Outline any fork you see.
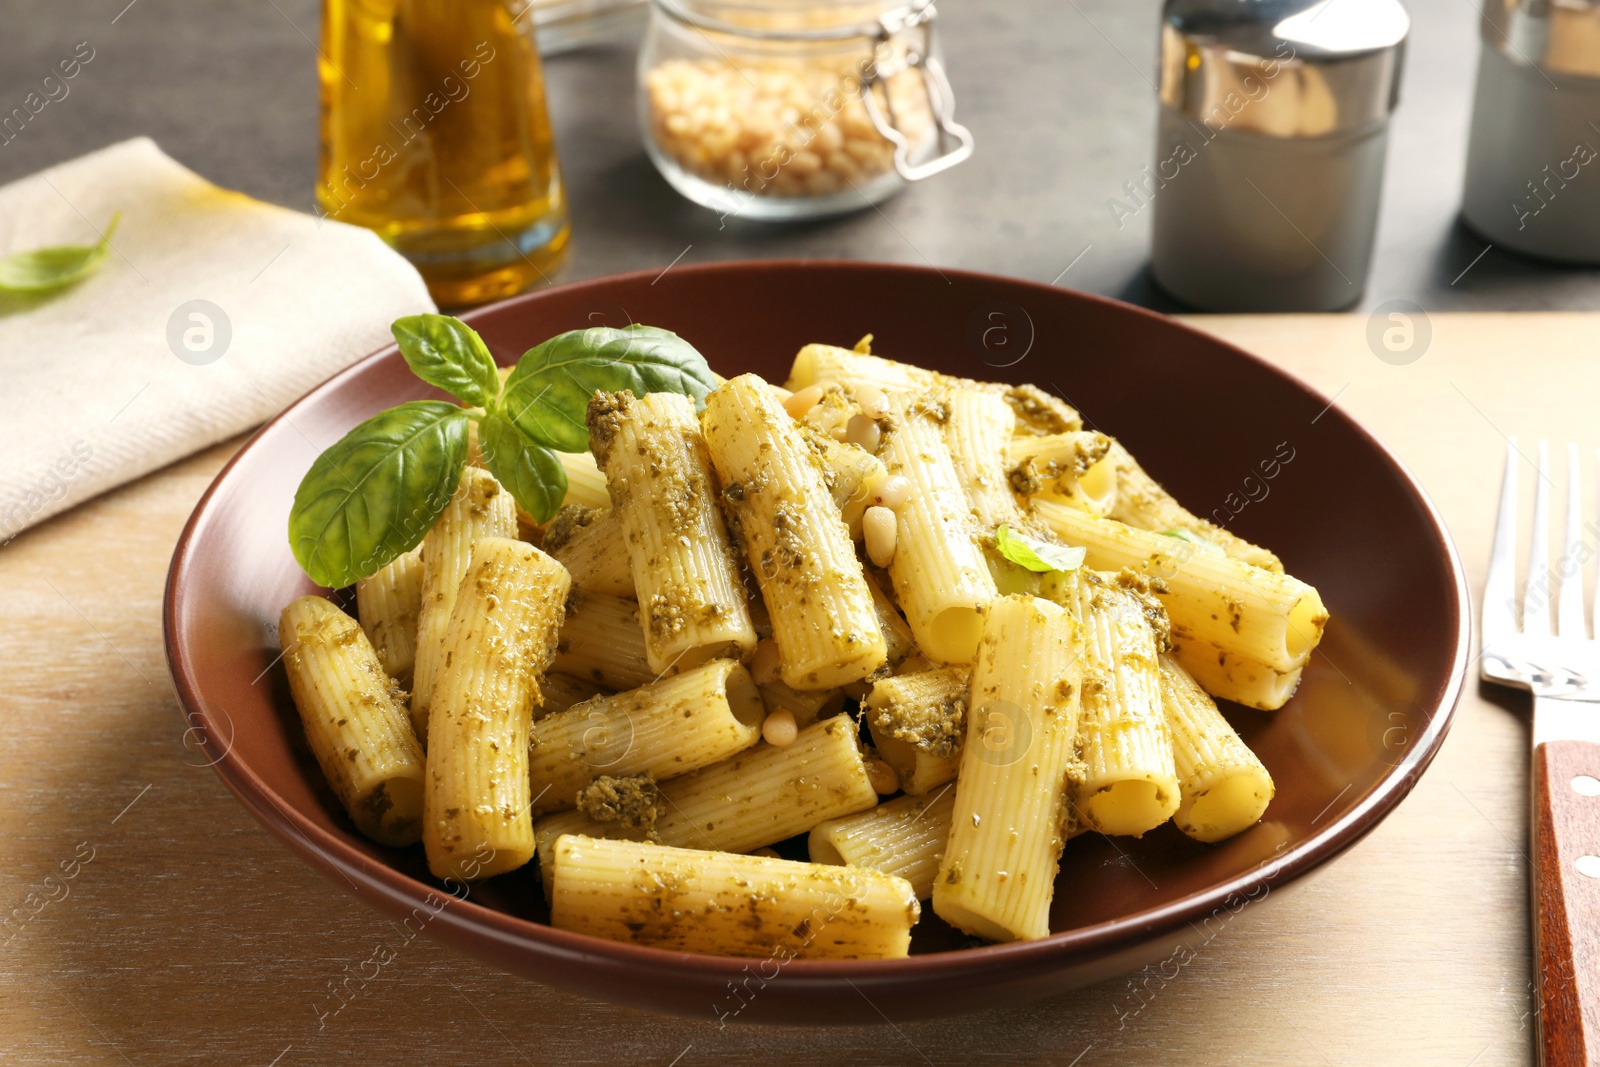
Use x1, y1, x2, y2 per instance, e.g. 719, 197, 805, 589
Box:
1482, 440, 1600, 1066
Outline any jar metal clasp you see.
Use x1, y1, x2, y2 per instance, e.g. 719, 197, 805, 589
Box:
864, 2, 974, 182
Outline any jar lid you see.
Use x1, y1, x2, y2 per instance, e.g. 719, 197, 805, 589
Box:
1481, 0, 1600, 79
1159, 0, 1409, 138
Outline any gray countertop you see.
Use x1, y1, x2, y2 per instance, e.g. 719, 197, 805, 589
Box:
4, 0, 1598, 315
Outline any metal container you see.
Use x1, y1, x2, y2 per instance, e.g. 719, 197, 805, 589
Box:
1461, 0, 1600, 263
1149, 0, 1410, 312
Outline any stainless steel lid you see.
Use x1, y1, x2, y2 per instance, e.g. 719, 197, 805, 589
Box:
1481, 0, 1600, 79
1159, 0, 1410, 138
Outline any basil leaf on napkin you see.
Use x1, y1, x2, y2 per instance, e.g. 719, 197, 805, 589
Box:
996, 524, 1086, 574
498, 325, 718, 453
288, 401, 469, 588
391, 313, 502, 408
0, 212, 120, 293
478, 412, 568, 523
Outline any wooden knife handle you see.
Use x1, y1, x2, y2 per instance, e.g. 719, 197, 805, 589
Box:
1533, 738, 1600, 1067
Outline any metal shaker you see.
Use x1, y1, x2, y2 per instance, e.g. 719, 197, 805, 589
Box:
1149, 0, 1410, 312
1461, 0, 1600, 263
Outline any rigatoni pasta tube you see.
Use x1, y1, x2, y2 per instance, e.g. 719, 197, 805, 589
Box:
703, 374, 887, 689
1064, 572, 1180, 837
280, 596, 425, 846
787, 346, 1082, 434
542, 505, 634, 599
588, 391, 757, 673
550, 836, 919, 960
355, 546, 423, 685
934, 594, 1081, 942
865, 572, 917, 667
423, 538, 570, 882
539, 672, 609, 716
1105, 441, 1282, 573
1172, 641, 1303, 711
810, 787, 957, 900
945, 388, 1024, 530
534, 716, 878, 894
788, 343, 926, 393
1034, 500, 1326, 673
880, 393, 997, 664
552, 589, 655, 691
558, 450, 611, 511
759, 681, 845, 728
1006, 431, 1116, 516
803, 426, 885, 537
594, 715, 876, 853
527, 658, 764, 814
865, 667, 969, 795
1158, 655, 1274, 842
411, 466, 518, 738
993, 383, 1083, 436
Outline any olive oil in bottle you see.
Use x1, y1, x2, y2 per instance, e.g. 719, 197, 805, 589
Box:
318, 0, 570, 307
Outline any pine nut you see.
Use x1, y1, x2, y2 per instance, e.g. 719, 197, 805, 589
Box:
853, 383, 889, 419
845, 413, 881, 453
864, 506, 897, 567
782, 385, 824, 420
864, 756, 900, 795
762, 708, 799, 748
871, 474, 911, 510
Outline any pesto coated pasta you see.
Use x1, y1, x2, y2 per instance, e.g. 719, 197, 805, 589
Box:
281, 324, 1325, 960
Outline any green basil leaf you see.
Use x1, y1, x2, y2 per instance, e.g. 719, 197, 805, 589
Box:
1161, 528, 1224, 555
498, 324, 719, 452
996, 524, 1086, 574
288, 401, 469, 588
478, 413, 568, 524
0, 212, 120, 293
390, 314, 501, 408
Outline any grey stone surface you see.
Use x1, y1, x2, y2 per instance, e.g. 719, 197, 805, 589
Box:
2, 0, 1596, 313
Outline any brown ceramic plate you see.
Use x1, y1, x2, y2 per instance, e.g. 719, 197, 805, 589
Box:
164, 260, 1469, 1023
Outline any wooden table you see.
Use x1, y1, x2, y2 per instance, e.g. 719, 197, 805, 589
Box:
0, 312, 1579, 1066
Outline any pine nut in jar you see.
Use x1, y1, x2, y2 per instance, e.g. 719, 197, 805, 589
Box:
638, 0, 974, 222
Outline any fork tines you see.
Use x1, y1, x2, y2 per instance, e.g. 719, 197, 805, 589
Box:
1485, 439, 1595, 645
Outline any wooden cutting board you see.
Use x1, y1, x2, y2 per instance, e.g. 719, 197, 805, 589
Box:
0, 312, 1581, 1067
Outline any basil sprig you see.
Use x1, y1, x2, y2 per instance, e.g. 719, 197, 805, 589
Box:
289, 402, 469, 589
390, 314, 501, 407
996, 524, 1086, 574
500, 325, 718, 452
0, 212, 121, 293
287, 314, 717, 589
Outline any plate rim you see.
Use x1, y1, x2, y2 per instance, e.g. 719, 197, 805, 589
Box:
163, 258, 1472, 984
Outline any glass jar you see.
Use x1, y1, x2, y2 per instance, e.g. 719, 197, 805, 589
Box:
319, 0, 571, 308
636, 0, 973, 221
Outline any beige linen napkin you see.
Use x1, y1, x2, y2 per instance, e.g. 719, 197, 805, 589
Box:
0, 137, 435, 542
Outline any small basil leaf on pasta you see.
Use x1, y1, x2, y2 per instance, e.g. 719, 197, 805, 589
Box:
996, 524, 1086, 574
478, 413, 568, 523
0, 212, 120, 293
499, 324, 719, 452
1161, 528, 1224, 554
390, 313, 502, 408
289, 401, 469, 588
